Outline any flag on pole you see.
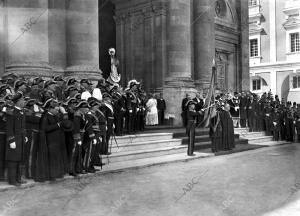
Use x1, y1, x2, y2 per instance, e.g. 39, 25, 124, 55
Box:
199, 59, 217, 128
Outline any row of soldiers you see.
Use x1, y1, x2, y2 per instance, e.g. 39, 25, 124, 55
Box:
228, 91, 300, 142
0, 73, 148, 186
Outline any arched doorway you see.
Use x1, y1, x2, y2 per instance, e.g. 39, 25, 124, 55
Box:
281, 75, 290, 102
99, 0, 116, 79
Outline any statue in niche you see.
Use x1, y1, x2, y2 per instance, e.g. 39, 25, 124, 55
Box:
107, 48, 121, 84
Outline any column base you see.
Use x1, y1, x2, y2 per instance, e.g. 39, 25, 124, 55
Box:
65, 65, 103, 80
5, 62, 53, 78
163, 77, 196, 127
194, 80, 211, 90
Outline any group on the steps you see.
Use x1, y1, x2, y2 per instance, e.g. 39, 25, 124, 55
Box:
0, 73, 166, 186
181, 90, 300, 155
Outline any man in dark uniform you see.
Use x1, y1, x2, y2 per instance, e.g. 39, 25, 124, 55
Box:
186, 100, 201, 156
247, 94, 257, 132
70, 100, 90, 176
295, 104, 300, 142
264, 101, 272, 136
0, 98, 7, 181
125, 81, 138, 134
24, 99, 42, 179
181, 93, 192, 127
157, 93, 166, 125
285, 102, 294, 142
6, 92, 27, 186
239, 92, 248, 127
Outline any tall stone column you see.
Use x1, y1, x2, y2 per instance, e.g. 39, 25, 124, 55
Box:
4, 0, 52, 77
0, 0, 5, 76
239, 0, 249, 91
163, 0, 195, 127
66, 0, 102, 80
193, 0, 216, 90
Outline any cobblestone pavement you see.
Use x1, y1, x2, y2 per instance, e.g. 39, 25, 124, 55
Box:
0, 143, 300, 216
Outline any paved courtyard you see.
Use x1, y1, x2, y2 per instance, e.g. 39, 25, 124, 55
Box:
1, 143, 300, 216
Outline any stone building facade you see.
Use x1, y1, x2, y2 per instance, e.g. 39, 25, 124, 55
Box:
0, 0, 249, 126
249, 0, 300, 103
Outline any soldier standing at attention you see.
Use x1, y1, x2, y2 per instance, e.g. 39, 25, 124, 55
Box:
6, 92, 27, 186
186, 100, 200, 156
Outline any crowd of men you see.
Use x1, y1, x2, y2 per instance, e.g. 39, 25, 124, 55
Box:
0, 73, 162, 186
181, 90, 300, 154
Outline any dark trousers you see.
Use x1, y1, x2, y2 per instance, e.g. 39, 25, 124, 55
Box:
69, 142, 83, 174
248, 116, 256, 132
240, 119, 247, 128
0, 134, 6, 180
114, 113, 124, 136
187, 123, 196, 156
7, 161, 21, 185
83, 140, 95, 171
158, 110, 165, 125
265, 117, 271, 135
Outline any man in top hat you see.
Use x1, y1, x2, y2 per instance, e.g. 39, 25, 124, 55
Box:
6, 92, 27, 186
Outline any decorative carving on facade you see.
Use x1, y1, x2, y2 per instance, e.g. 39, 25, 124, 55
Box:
114, 2, 167, 26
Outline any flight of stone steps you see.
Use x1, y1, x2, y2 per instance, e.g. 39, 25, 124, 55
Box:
234, 128, 292, 146
101, 128, 214, 167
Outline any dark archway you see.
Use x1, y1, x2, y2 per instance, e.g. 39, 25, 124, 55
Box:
99, 0, 116, 79
281, 75, 290, 102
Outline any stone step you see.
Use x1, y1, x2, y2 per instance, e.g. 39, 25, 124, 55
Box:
110, 139, 182, 153
173, 129, 210, 138
234, 128, 249, 133
194, 138, 248, 150
103, 145, 187, 163
248, 140, 292, 146
247, 136, 274, 144
115, 133, 174, 145
238, 132, 267, 138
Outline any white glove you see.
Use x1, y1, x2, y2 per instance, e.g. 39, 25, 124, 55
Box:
33, 104, 39, 113
98, 137, 102, 142
273, 122, 277, 126
92, 139, 97, 145
129, 110, 133, 113
25, 137, 28, 143
113, 124, 115, 129
136, 108, 140, 112
234, 107, 239, 111
10, 142, 16, 149
78, 141, 82, 146
1, 107, 6, 112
